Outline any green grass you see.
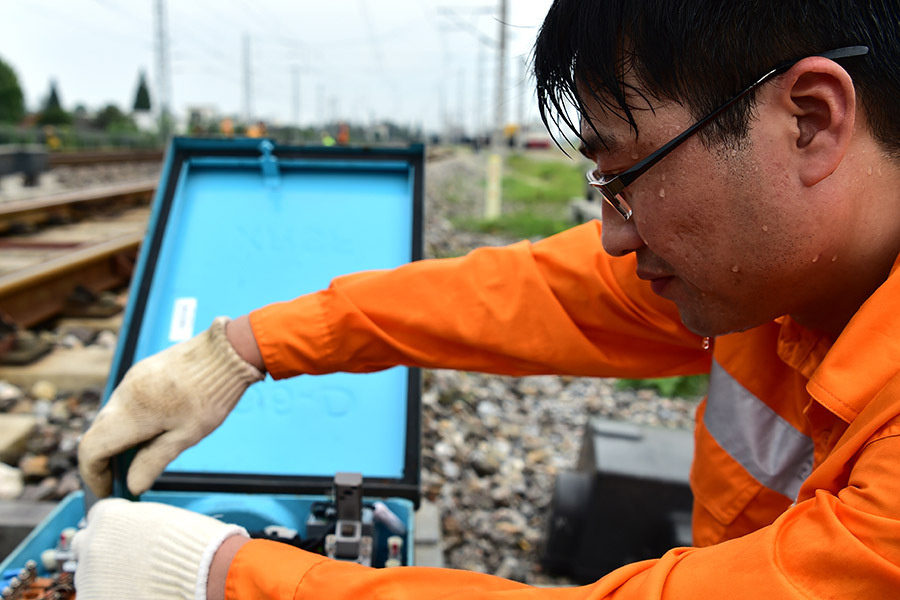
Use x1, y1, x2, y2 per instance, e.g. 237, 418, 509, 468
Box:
454, 212, 572, 239
453, 152, 584, 239
502, 153, 585, 204
615, 375, 709, 399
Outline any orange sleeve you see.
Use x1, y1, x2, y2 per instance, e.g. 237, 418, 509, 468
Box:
249, 221, 710, 379
225, 537, 656, 600
223, 429, 900, 599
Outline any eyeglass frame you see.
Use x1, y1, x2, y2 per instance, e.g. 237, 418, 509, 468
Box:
585, 45, 870, 220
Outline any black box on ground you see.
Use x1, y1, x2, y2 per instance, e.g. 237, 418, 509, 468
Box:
541, 417, 694, 583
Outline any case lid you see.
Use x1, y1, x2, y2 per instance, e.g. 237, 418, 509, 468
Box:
106, 138, 423, 504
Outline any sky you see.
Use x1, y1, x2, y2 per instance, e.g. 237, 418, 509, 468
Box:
0, 0, 556, 133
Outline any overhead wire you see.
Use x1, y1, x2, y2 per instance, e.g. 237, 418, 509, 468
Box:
358, 0, 399, 117
13, 0, 547, 131
17, 0, 152, 49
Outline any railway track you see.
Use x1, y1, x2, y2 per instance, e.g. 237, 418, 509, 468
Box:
48, 149, 164, 168
0, 179, 155, 234
48, 146, 450, 168
0, 181, 155, 337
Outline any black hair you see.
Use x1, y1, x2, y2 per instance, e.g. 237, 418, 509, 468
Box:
534, 0, 900, 155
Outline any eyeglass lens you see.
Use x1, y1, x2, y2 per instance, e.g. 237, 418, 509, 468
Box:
587, 168, 633, 220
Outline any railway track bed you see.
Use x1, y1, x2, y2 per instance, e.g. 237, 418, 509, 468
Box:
0, 181, 155, 363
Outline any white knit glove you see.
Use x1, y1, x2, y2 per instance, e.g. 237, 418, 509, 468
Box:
72, 498, 248, 600
78, 317, 264, 497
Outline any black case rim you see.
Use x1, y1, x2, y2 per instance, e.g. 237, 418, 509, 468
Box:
111, 138, 424, 508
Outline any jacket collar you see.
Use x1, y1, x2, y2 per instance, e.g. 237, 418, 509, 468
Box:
797, 252, 900, 423
775, 316, 832, 382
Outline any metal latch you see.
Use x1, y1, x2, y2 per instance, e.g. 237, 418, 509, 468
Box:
258, 140, 280, 189
325, 472, 373, 566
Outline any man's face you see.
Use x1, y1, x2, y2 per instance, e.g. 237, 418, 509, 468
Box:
580, 92, 854, 337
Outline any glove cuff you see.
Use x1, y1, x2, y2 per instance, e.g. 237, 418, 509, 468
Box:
194, 524, 248, 600
147, 518, 247, 600
186, 317, 265, 414
74, 499, 249, 600
209, 316, 265, 381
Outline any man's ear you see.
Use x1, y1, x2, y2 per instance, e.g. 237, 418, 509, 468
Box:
772, 56, 857, 187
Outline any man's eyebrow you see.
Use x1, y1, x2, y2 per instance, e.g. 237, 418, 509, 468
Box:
578, 129, 621, 160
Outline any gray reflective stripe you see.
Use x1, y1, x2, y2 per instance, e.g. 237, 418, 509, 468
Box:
704, 361, 814, 500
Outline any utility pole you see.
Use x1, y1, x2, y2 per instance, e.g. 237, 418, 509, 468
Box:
484, 0, 508, 220
517, 55, 527, 145
438, 80, 450, 141
243, 34, 253, 125
477, 42, 485, 138
292, 65, 300, 139
457, 67, 465, 138
329, 96, 339, 124
492, 0, 508, 147
154, 0, 171, 143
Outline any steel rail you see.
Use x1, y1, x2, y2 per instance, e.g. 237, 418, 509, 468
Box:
0, 179, 156, 234
46, 146, 452, 168
48, 150, 164, 167
0, 231, 142, 328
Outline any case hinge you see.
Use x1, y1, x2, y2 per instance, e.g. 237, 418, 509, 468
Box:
258, 140, 281, 188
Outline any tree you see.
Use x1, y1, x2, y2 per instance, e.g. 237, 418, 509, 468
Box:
44, 81, 61, 111
133, 71, 151, 112
72, 104, 89, 123
93, 104, 137, 132
0, 55, 25, 124
37, 80, 71, 125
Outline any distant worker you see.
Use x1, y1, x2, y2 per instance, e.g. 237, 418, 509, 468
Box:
504, 123, 519, 149
41, 125, 61, 151
321, 131, 336, 146
74, 0, 900, 598
220, 118, 234, 137
245, 121, 266, 138
337, 122, 350, 145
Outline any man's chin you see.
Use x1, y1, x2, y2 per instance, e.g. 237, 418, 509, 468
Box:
677, 308, 759, 339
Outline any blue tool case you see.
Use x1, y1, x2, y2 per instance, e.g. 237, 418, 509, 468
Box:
1, 138, 425, 579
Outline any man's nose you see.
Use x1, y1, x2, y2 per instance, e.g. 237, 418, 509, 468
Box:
600, 201, 645, 257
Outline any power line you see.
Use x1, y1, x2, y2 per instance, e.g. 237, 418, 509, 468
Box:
20, 0, 152, 48
90, 0, 145, 27
436, 6, 495, 47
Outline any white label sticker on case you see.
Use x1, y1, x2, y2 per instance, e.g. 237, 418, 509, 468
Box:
169, 298, 197, 342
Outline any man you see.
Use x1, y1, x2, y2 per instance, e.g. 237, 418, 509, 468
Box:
73, 0, 900, 597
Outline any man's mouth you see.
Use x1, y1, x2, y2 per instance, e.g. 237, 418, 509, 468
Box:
636, 270, 676, 296
649, 276, 675, 295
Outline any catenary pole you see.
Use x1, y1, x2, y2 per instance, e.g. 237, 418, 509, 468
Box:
154, 0, 171, 142
484, 0, 508, 219
243, 34, 253, 125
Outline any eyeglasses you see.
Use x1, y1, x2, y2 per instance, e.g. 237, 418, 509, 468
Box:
586, 45, 870, 220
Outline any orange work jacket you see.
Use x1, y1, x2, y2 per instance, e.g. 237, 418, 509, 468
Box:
236, 220, 900, 598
